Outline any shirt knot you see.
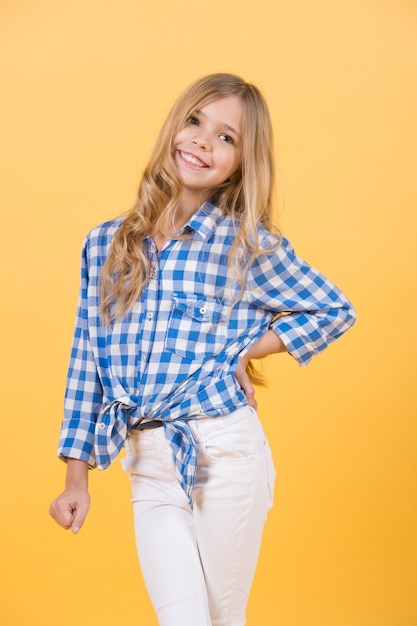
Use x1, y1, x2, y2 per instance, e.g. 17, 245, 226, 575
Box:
94, 399, 198, 503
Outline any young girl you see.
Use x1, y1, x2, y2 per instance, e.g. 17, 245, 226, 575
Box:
50, 73, 355, 626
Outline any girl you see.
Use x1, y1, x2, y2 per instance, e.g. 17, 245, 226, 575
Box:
50, 73, 355, 626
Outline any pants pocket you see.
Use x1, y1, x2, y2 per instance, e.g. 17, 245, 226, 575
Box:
262, 437, 276, 507
193, 406, 255, 463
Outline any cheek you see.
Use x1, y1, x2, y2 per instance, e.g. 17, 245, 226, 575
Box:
173, 131, 182, 148
174, 127, 191, 145
217, 147, 239, 172
227, 152, 242, 177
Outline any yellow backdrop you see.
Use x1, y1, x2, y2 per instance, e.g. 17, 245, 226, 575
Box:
1, 1, 416, 625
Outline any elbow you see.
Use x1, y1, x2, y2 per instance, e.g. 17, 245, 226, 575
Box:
332, 301, 356, 338
345, 301, 357, 329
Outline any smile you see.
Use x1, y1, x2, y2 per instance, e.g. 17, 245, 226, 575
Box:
178, 150, 209, 169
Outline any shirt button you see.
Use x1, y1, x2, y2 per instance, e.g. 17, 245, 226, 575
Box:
199, 307, 207, 315
147, 312, 153, 320
98, 423, 106, 430
141, 355, 147, 361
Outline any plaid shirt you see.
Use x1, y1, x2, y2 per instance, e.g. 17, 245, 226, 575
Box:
58, 200, 355, 501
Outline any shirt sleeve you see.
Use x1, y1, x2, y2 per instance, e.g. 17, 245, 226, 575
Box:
247, 236, 356, 366
57, 236, 103, 466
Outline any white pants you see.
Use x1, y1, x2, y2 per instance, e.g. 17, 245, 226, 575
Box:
122, 406, 276, 626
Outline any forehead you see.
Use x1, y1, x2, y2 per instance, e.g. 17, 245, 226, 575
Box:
193, 96, 244, 134
196, 96, 243, 118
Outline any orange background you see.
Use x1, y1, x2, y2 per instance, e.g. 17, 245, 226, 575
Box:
1, 1, 416, 625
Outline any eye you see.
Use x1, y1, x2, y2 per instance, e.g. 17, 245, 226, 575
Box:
186, 115, 199, 125
219, 133, 234, 145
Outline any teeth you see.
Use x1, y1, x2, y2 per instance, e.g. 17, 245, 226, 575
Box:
180, 151, 207, 167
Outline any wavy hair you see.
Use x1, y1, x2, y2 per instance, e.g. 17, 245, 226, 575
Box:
100, 73, 278, 331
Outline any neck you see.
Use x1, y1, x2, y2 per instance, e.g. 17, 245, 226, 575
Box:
174, 190, 209, 230
151, 191, 210, 252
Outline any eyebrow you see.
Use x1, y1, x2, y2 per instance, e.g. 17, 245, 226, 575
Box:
194, 109, 241, 140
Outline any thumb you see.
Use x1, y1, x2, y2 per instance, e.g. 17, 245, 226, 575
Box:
234, 362, 257, 409
240, 380, 257, 410
71, 510, 86, 534
70, 501, 90, 534
245, 388, 257, 410
71, 501, 89, 535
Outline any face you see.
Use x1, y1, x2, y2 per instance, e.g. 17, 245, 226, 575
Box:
173, 96, 244, 208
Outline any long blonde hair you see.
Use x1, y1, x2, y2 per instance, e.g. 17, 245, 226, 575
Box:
100, 73, 277, 327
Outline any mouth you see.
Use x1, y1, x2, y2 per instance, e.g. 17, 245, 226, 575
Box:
177, 150, 209, 169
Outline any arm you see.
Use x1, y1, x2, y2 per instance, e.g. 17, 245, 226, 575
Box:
49, 459, 90, 534
58, 235, 103, 467
51, 234, 103, 531
236, 235, 356, 404
248, 235, 356, 366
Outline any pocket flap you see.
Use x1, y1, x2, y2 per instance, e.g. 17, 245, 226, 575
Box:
172, 293, 223, 323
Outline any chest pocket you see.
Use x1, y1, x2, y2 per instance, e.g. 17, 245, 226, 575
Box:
165, 293, 227, 361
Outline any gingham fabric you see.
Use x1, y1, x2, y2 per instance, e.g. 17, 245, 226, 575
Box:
58, 200, 356, 501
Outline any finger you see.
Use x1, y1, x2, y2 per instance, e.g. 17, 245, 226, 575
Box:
238, 376, 257, 410
242, 381, 255, 402
243, 392, 257, 409
49, 500, 75, 530
71, 502, 89, 534
248, 396, 258, 410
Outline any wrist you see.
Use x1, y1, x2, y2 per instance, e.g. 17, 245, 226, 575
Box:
246, 329, 286, 360
65, 458, 89, 491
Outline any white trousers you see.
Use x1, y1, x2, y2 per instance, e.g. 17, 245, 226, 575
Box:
122, 405, 276, 626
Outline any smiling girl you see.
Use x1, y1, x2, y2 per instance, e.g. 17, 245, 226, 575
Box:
50, 73, 355, 626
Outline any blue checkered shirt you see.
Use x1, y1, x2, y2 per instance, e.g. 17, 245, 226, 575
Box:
58, 200, 356, 501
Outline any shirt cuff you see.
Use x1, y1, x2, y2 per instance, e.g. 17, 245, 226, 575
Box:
57, 417, 97, 468
270, 314, 330, 367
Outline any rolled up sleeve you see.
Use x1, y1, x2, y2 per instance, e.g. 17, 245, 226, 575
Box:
248, 236, 356, 366
58, 238, 103, 466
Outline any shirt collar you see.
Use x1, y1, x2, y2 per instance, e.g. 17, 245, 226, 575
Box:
179, 199, 224, 242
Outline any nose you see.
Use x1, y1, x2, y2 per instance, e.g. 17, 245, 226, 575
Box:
192, 132, 209, 150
